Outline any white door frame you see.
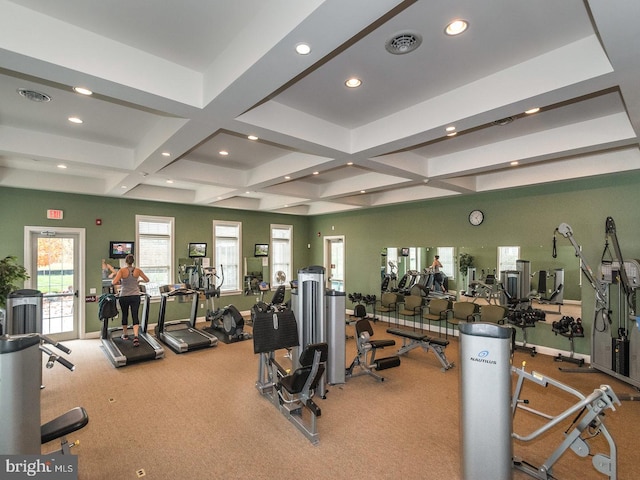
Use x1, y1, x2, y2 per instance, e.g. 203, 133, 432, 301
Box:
324, 235, 345, 291
24, 226, 86, 339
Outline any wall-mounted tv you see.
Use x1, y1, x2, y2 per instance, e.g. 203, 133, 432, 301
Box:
400, 247, 410, 257
109, 241, 134, 259
188, 242, 207, 258
254, 244, 269, 257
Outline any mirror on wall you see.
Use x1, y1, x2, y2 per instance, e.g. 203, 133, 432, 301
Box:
244, 256, 268, 295
381, 247, 438, 291
382, 245, 581, 301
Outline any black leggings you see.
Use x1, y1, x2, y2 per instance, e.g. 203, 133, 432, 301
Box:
118, 295, 141, 326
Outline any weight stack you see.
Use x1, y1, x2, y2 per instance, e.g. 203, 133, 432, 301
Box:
6, 289, 43, 335
612, 338, 630, 376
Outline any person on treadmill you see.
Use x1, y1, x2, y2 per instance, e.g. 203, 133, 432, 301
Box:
112, 254, 149, 347
431, 255, 446, 293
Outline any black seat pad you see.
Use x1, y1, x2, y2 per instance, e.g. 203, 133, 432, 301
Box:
41, 407, 88, 444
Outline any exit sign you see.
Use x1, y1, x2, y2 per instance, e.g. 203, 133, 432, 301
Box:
47, 209, 64, 220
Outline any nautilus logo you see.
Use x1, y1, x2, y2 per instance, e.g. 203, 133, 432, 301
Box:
469, 349, 497, 365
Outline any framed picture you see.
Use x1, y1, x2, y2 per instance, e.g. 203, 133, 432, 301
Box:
254, 244, 269, 257
188, 242, 207, 258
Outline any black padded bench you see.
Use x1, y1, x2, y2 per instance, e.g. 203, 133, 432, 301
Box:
41, 406, 89, 454
386, 328, 454, 371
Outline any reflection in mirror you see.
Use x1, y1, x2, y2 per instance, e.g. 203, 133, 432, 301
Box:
382, 247, 433, 292
244, 257, 266, 295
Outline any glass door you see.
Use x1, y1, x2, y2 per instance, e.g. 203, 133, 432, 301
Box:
26, 227, 84, 341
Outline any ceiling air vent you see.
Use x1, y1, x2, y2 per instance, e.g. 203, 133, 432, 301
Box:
17, 88, 51, 103
385, 32, 422, 55
493, 116, 515, 126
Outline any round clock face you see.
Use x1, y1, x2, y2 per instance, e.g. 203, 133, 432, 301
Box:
469, 209, 484, 226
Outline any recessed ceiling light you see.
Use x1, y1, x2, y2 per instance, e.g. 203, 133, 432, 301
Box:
219, 150, 229, 156
284, 176, 291, 180
360, 190, 366, 194
525, 107, 540, 114
345, 78, 362, 88
510, 161, 519, 166
57, 164, 67, 169
284, 204, 289, 208
247, 135, 258, 141
295, 43, 311, 55
312, 171, 319, 175
73, 87, 93, 96
347, 162, 354, 166
121, 185, 127, 189
445, 19, 468, 36
166, 180, 173, 184
446, 131, 458, 137
446, 126, 456, 132
161, 152, 170, 157
68, 117, 83, 124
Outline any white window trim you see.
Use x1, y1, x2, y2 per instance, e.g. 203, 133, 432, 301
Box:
135, 215, 175, 299
437, 246, 456, 280
497, 245, 521, 280
212, 220, 242, 295
270, 223, 293, 290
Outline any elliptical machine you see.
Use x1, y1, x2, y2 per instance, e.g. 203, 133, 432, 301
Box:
204, 265, 251, 341
0, 333, 89, 454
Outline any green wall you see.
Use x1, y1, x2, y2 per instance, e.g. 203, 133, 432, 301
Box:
307, 171, 640, 354
0, 187, 310, 334
3, 170, 640, 355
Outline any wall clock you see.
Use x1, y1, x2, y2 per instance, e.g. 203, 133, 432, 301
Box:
469, 209, 484, 226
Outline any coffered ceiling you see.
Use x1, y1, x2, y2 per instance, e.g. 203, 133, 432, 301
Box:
1, 0, 639, 215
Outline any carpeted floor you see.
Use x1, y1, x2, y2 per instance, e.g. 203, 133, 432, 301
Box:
39, 312, 640, 480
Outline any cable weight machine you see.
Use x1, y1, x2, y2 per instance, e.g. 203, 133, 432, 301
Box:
555, 218, 640, 388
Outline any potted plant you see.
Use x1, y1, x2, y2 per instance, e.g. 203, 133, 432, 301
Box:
459, 253, 474, 279
0, 255, 30, 310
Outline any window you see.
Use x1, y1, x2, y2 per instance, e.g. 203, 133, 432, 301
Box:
408, 247, 420, 271
136, 215, 174, 297
386, 248, 398, 275
437, 247, 455, 279
498, 246, 520, 279
271, 224, 292, 287
213, 220, 242, 293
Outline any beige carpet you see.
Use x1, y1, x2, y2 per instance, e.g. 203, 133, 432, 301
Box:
39, 317, 639, 480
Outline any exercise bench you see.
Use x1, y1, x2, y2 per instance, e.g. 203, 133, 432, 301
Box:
346, 318, 400, 382
387, 328, 454, 372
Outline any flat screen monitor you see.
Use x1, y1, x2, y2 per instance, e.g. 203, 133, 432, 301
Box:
109, 241, 134, 259
188, 242, 207, 258
254, 244, 269, 257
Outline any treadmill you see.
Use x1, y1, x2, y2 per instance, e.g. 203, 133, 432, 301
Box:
100, 293, 165, 368
154, 287, 218, 353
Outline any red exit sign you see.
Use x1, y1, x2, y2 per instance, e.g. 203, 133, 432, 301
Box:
47, 209, 64, 220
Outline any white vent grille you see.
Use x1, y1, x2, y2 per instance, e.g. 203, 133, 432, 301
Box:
385, 32, 422, 55
18, 88, 51, 102
493, 116, 515, 126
